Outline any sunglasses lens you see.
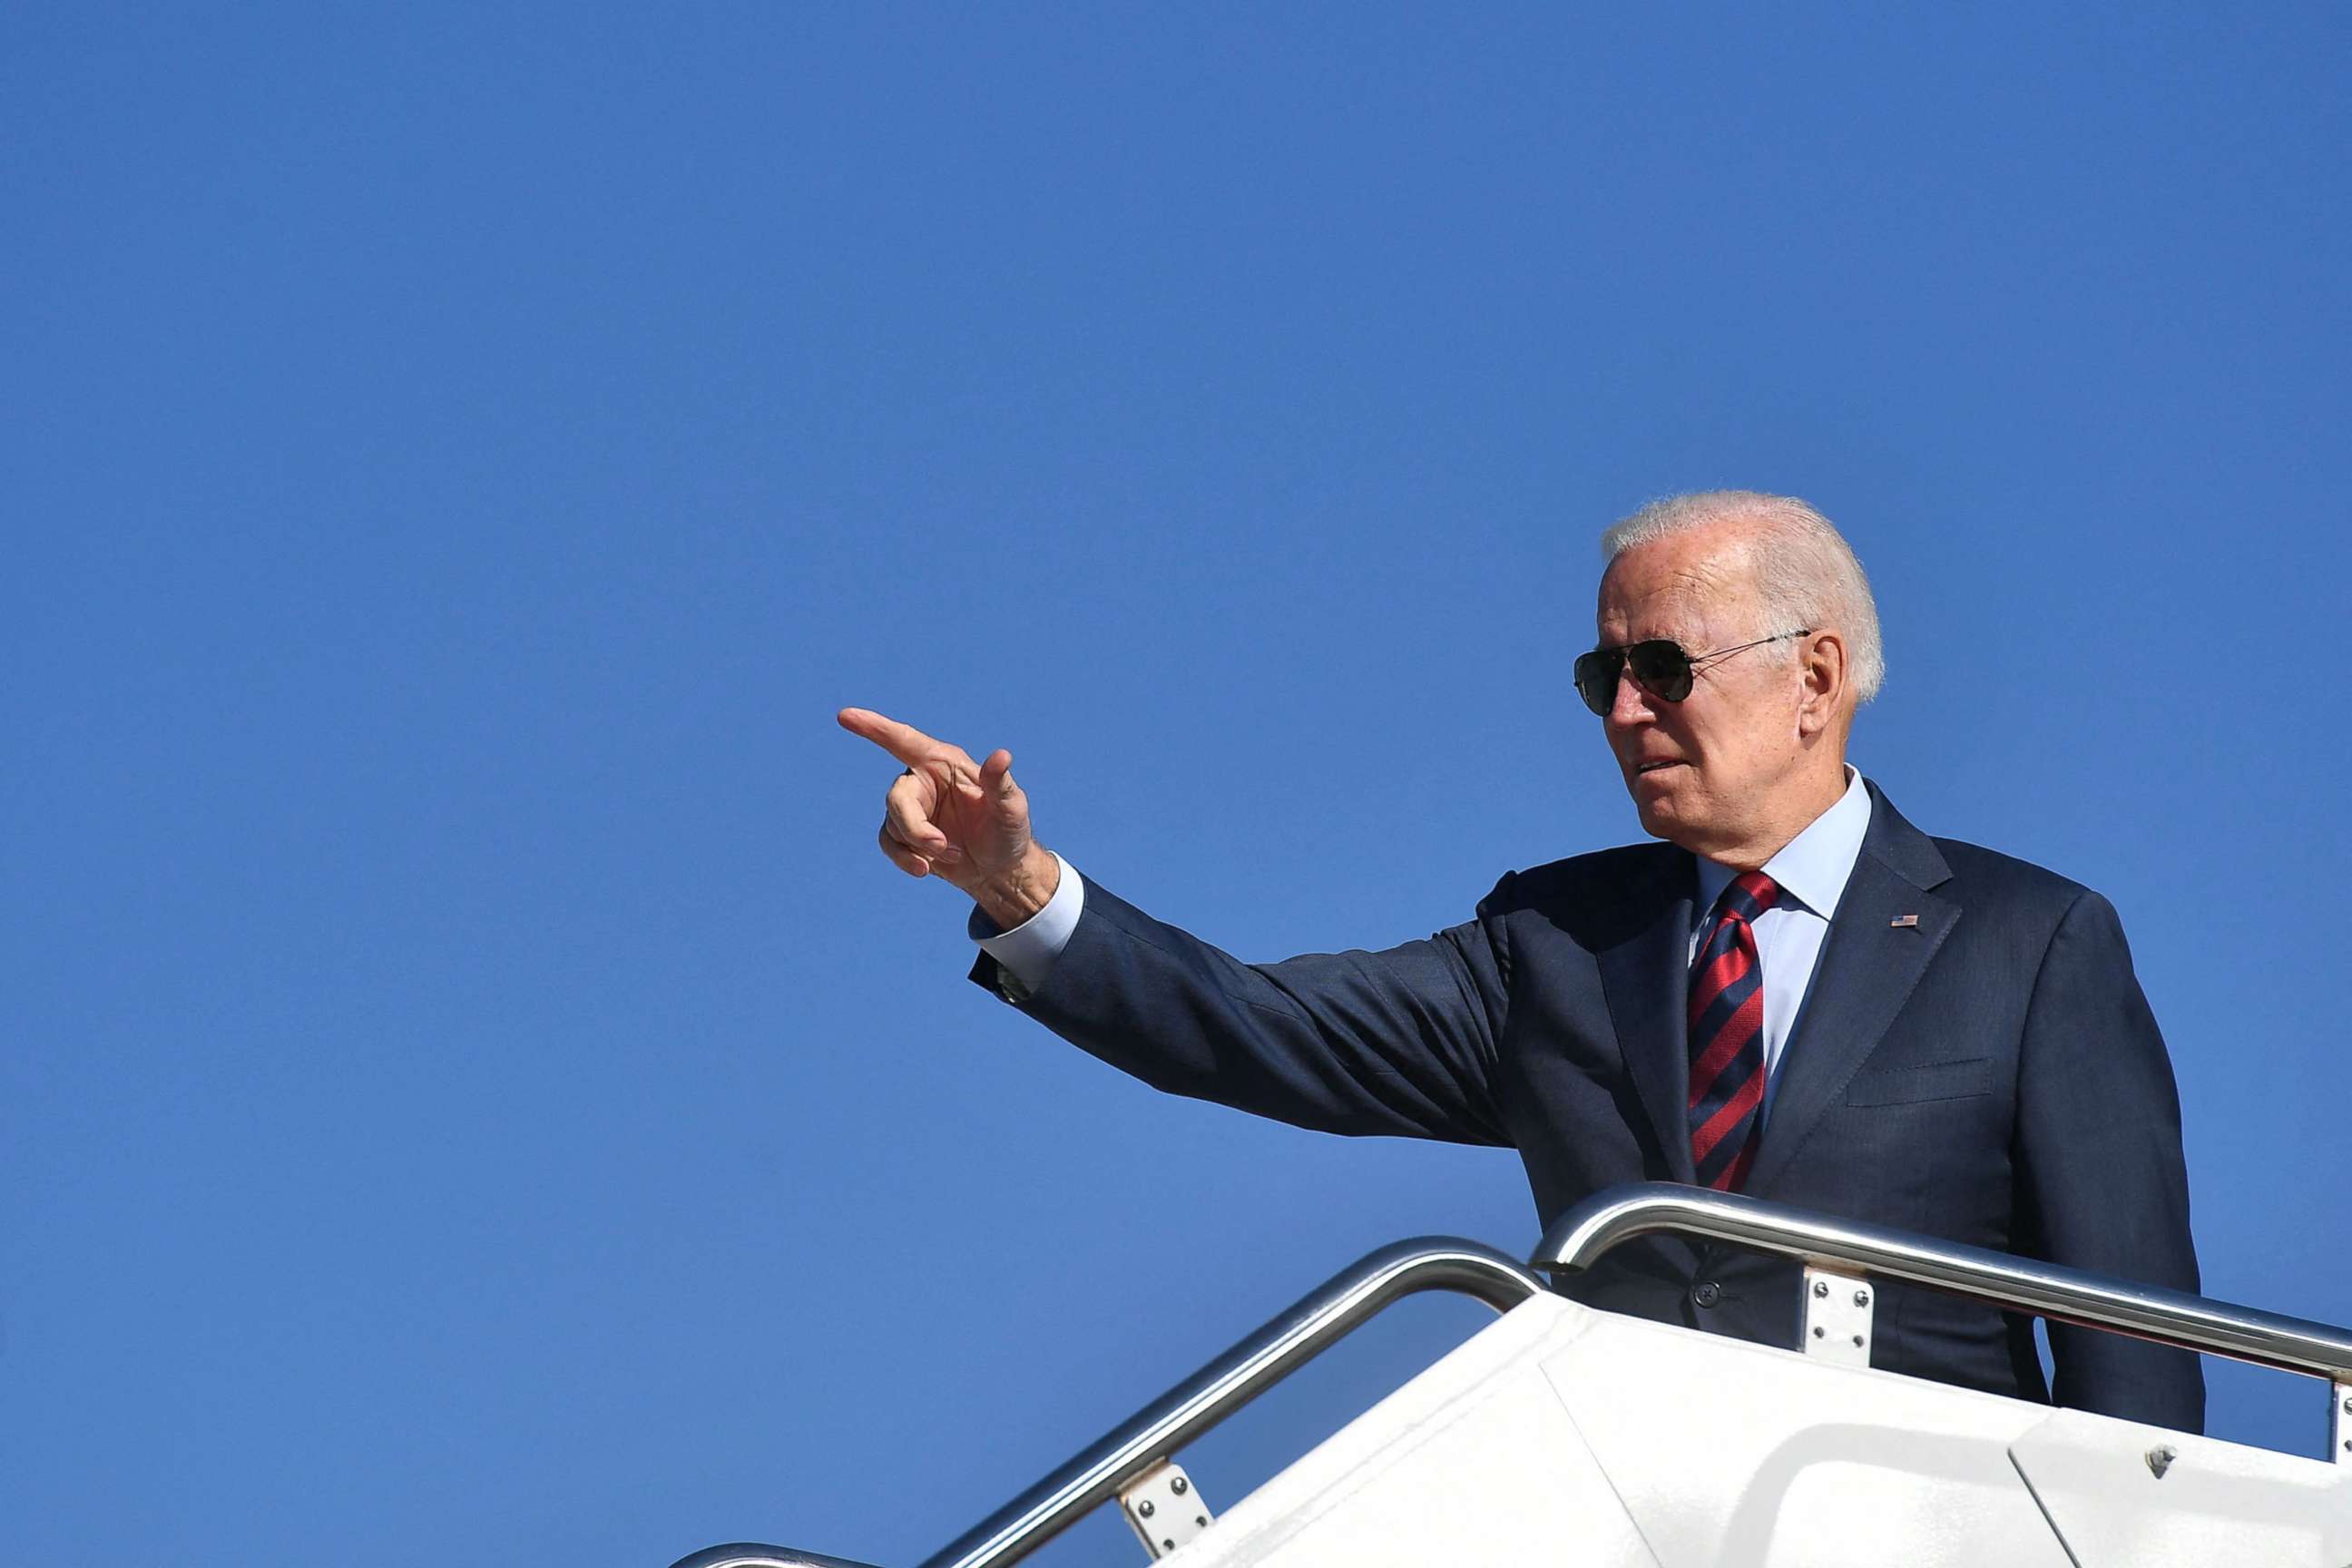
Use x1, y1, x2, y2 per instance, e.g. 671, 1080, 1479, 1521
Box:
1578, 640, 1705, 713
1625, 640, 1696, 701
1573, 651, 1620, 716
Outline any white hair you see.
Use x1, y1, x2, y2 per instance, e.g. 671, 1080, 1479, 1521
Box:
1601, 489, 1886, 704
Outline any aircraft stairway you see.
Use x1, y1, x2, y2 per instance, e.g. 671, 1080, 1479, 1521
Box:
671, 1183, 2352, 1568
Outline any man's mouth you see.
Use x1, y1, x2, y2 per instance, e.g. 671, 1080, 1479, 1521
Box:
1636, 760, 1684, 775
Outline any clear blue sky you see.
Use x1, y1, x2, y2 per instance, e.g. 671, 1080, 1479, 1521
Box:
7, 5, 2349, 1564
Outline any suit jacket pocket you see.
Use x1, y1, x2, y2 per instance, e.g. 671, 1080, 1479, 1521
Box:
1842, 1056, 1995, 1107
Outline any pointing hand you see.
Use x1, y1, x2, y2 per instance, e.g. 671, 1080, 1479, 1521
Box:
838, 707, 1062, 928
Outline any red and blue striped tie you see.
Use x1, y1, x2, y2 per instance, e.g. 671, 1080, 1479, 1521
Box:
1688, 870, 1779, 1191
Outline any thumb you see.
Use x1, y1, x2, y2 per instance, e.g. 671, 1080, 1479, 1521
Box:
976, 748, 1017, 800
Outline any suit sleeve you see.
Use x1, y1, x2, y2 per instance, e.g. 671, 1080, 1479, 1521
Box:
2013, 888, 2206, 1430
970, 873, 1514, 1145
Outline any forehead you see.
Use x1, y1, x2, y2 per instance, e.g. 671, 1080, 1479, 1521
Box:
1595, 529, 1759, 641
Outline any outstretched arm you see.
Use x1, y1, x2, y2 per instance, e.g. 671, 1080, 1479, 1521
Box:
842, 706, 1510, 1144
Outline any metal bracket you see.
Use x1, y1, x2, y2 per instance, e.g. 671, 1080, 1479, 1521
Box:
1117, 1460, 1213, 1559
2334, 1379, 2351, 1465
1802, 1264, 1874, 1367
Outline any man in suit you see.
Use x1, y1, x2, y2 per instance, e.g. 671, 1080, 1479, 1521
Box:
839, 489, 2202, 1429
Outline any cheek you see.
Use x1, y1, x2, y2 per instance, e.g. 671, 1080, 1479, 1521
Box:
1713, 705, 1787, 758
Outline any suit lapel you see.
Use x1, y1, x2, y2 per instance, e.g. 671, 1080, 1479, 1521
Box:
1596, 854, 1699, 1184
1743, 787, 1958, 1199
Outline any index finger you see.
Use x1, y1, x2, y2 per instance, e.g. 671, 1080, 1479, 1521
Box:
837, 706, 947, 768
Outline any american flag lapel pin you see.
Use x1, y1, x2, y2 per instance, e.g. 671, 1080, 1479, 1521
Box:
1890, 914, 1919, 928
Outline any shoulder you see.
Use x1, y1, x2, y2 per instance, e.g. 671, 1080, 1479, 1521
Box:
1936, 835, 2148, 965
1911, 830, 2141, 976
1866, 783, 2110, 924
1926, 835, 2097, 912
1476, 839, 1683, 920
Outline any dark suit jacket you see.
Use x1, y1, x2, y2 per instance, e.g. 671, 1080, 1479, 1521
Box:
974, 783, 2202, 1430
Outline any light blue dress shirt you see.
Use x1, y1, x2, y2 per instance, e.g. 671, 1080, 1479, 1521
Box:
1688, 767, 1872, 1118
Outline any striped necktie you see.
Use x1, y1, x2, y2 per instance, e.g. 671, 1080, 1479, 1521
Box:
1688, 870, 1779, 1191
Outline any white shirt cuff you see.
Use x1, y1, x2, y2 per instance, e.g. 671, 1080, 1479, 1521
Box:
970, 851, 1084, 993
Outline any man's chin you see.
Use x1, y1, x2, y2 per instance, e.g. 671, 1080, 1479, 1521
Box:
1630, 790, 1704, 852
1630, 794, 1676, 840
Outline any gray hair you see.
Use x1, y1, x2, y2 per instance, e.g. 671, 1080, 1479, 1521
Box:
1601, 490, 1886, 704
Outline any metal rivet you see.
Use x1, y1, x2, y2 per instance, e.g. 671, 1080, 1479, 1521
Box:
1171, 1477, 1189, 1495
1161, 1541, 1173, 1552
1854, 1290, 1870, 1308
1851, 1335, 1865, 1348
2146, 1444, 2177, 1478
2343, 1396, 2352, 1415
1138, 1501, 1155, 1518
1195, 1516, 1207, 1527
1812, 1281, 1828, 1298
1812, 1326, 1826, 1338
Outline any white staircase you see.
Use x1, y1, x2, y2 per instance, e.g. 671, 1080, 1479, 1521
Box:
671, 1184, 2352, 1568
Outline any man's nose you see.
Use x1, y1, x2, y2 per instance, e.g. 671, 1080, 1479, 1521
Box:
1606, 666, 1656, 728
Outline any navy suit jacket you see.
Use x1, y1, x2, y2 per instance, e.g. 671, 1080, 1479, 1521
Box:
974, 783, 2204, 1430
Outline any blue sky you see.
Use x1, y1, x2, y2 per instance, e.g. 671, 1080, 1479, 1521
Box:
7, 5, 2349, 1564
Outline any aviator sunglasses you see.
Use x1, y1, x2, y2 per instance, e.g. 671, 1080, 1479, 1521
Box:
1573, 629, 1812, 716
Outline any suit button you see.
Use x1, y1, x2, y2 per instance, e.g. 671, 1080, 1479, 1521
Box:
1691, 1281, 1721, 1309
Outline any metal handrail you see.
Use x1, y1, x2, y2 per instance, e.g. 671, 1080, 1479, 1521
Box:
1534, 1181, 2352, 1382
916, 1237, 1544, 1568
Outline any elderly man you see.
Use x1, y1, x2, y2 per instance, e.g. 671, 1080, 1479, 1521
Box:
840, 490, 2202, 1428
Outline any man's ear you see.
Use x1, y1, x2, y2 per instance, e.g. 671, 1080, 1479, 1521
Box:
1796, 630, 1847, 739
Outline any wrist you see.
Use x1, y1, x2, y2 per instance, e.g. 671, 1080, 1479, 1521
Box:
975, 844, 1060, 930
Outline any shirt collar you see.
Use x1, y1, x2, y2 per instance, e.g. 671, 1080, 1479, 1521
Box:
1693, 767, 1873, 921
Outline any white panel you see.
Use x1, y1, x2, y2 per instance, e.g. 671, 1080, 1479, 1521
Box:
1236, 1373, 1658, 1568
1175, 1292, 2331, 1568
1184, 1296, 1659, 1567
2009, 1409, 2352, 1566
1538, 1317, 2072, 1568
